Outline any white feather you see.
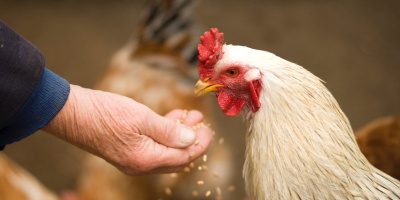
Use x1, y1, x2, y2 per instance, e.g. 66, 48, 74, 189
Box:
216, 44, 400, 200
244, 68, 261, 82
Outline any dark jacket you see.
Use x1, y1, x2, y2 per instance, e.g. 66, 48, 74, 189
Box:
0, 20, 70, 149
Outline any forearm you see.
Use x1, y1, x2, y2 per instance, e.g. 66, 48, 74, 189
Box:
42, 85, 97, 154
43, 84, 142, 158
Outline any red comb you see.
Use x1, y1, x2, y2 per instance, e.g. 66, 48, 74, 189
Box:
198, 28, 224, 80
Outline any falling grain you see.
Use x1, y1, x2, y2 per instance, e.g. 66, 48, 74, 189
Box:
216, 187, 222, 196
190, 162, 195, 168
165, 187, 172, 195
194, 139, 199, 145
203, 154, 207, 162
170, 173, 177, 178
184, 167, 190, 172
218, 138, 224, 145
181, 110, 188, 120
213, 172, 220, 178
197, 180, 204, 185
198, 166, 202, 171
205, 190, 211, 197
227, 185, 235, 192
202, 164, 208, 170
192, 190, 198, 197
189, 151, 195, 157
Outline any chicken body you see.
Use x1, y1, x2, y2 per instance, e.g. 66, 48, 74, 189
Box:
96, 42, 203, 115
195, 29, 400, 200
0, 153, 58, 200
356, 116, 400, 181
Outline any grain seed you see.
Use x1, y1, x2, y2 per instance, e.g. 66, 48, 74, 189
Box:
213, 172, 220, 178
227, 185, 235, 192
218, 138, 224, 145
216, 187, 222, 195
184, 167, 190, 172
181, 110, 188, 120
205, 190, 211, 197
165, 187, 172, 195
170, 173, 177, 178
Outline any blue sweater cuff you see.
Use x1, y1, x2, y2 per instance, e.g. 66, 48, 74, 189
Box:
0, 68, 70, 148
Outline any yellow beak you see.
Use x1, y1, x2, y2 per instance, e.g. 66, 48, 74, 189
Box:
194, 79, 223, 97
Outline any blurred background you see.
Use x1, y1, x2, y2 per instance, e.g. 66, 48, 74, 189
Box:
1, 0, 400, 198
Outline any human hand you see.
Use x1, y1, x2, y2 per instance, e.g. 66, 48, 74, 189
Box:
43, 85, 213, 175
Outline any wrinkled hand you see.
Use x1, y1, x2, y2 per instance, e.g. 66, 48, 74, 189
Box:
43, 85, 213, 175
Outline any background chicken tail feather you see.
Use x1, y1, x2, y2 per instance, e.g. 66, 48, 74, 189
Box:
133, 0, 200, 66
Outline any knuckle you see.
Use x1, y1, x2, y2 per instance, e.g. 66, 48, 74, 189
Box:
123, 139, 157, 174
160, 120, 178, 142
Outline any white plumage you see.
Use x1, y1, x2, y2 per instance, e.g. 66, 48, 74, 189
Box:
239, 48, 400, 199
196, 33, 400, 199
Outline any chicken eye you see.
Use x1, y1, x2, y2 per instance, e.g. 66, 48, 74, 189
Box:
226, 68, 239, 77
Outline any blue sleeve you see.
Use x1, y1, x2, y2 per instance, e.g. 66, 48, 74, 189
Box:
0, 20, 70, 149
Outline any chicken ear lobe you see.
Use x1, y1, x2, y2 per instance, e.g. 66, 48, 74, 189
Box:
249, 80, 261, 112
217, 91, 246, 117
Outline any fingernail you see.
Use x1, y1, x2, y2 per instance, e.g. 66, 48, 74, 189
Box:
180, 127, 196, 145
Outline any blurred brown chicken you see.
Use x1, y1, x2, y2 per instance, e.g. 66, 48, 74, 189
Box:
75, 0, 235, 199
355, 115, 400, 180
0, 153, 59, 200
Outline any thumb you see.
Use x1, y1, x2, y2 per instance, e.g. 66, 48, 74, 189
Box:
141, 109, 199, 148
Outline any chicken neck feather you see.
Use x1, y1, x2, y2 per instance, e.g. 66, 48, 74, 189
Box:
243, 56, 400, 200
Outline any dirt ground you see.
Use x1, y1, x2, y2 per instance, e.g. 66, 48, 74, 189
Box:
1, 0, 400, 198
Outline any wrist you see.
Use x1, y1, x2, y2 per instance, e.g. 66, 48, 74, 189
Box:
43, 85, 97, 152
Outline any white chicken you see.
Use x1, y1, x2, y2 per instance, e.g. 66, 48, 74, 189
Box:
194, 28, 400, 200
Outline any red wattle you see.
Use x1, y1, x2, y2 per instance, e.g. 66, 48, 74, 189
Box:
249, 80, 262, 112
217, 91, 246, 116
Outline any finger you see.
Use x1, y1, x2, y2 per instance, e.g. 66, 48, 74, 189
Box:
186, 127, 213, 160
164, 109, 186, 120
164, 110, 204, 126
141, 109, 202, 149
182, 110, 204, 126
147, 126, 213, 173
